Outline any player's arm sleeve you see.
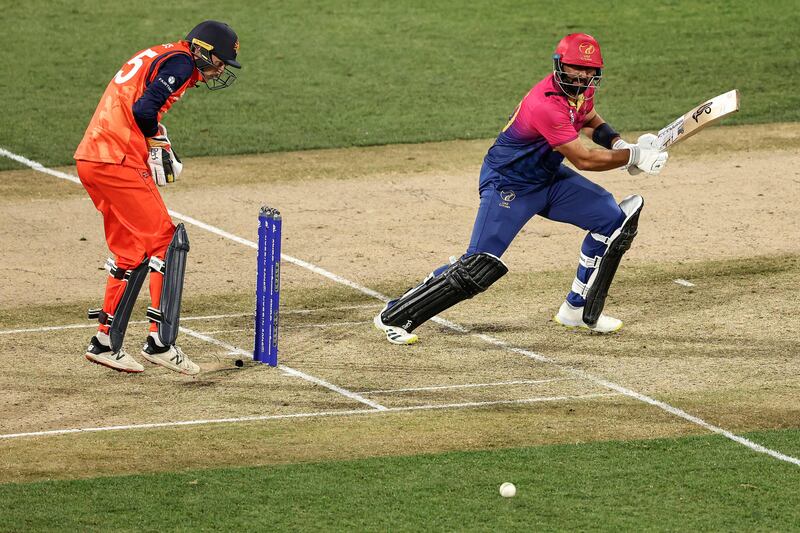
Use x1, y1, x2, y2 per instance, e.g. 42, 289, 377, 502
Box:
131, 54, 195, 137
528, 103, 578, 148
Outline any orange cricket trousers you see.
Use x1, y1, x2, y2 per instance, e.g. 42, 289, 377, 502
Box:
76, 160, 175, 335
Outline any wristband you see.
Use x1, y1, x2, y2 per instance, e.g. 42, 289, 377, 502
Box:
592, 122, 620, 149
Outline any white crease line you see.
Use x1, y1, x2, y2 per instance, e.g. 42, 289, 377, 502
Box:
171, 212, 390, 302
125, 305, 376, 319
0, 315, 247, 335
199, 320, 371, 335
285, 304, 382, 314
0, 318, 384, 411
473, 334, 800, 467
197, 328, 251, 335
389, 393, 618, 412
279, 366, 384, 411
674, 279, 696, 287
0, 149, 82, 184
431, 315, 470, 333
286, 320, 372, 329
0, 323, 98, 335
357, 378, 571, 394
179, 326, 387, 411
0, 316, 371, 336
174, 313, 251, 321
5, 149, 798, 467
0, 393, 616, 440
0, 410, 375, 439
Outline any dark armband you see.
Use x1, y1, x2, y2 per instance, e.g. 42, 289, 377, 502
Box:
592, 122, 620, 149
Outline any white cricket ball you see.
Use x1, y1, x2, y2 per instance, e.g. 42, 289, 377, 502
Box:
499, 482, 516, 498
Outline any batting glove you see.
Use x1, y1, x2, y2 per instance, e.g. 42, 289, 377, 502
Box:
147, 125, 182, 186
613, 138, 643, 175
632, 133, 668, 175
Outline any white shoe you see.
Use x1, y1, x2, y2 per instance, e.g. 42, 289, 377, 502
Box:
141, 335, 200, 376
85, 335, 144, 373
374, 304, 418, 345
553, 301, 623, 333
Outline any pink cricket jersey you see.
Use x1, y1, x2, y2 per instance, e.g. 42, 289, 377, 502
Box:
482, 74, 595, 186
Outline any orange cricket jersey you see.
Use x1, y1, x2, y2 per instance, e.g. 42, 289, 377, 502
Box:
74, 41, 200, 168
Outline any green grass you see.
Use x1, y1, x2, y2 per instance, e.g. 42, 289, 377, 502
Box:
1, 430, 798, 531
2, 0, 799, 170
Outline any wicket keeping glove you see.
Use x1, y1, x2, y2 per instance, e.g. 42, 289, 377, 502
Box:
147, 125, 182, 186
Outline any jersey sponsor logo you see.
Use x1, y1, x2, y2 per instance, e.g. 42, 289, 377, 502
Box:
168, 76, 176, 85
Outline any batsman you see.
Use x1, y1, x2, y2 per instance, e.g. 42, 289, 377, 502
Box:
375, 33, 669, 345
75, 21, 242, 374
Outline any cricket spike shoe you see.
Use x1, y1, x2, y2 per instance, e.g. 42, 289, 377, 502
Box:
553, 301, 623, 334
374, 303, 418, 345
141, 334, 200, 376
85, 335, 144, 373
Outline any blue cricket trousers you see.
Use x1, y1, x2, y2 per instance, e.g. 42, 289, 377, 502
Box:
436, 163, 626, 307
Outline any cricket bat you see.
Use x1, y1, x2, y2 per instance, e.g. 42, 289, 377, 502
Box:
656, 89, 740, 150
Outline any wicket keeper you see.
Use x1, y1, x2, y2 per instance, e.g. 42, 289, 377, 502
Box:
75, 21, 241, 373
375, 33, 669, 345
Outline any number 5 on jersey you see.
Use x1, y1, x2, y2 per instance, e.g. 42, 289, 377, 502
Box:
114, 49, 158, 84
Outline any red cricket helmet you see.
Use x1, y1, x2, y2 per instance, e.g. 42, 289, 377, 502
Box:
553, 33, 604, 69
552, 33, 604, 99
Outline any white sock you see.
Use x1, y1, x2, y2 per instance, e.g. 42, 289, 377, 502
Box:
149, 331, 166, 347
96, 331, 110, 346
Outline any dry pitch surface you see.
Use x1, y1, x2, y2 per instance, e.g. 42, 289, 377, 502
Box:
0, 123, 798, 483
